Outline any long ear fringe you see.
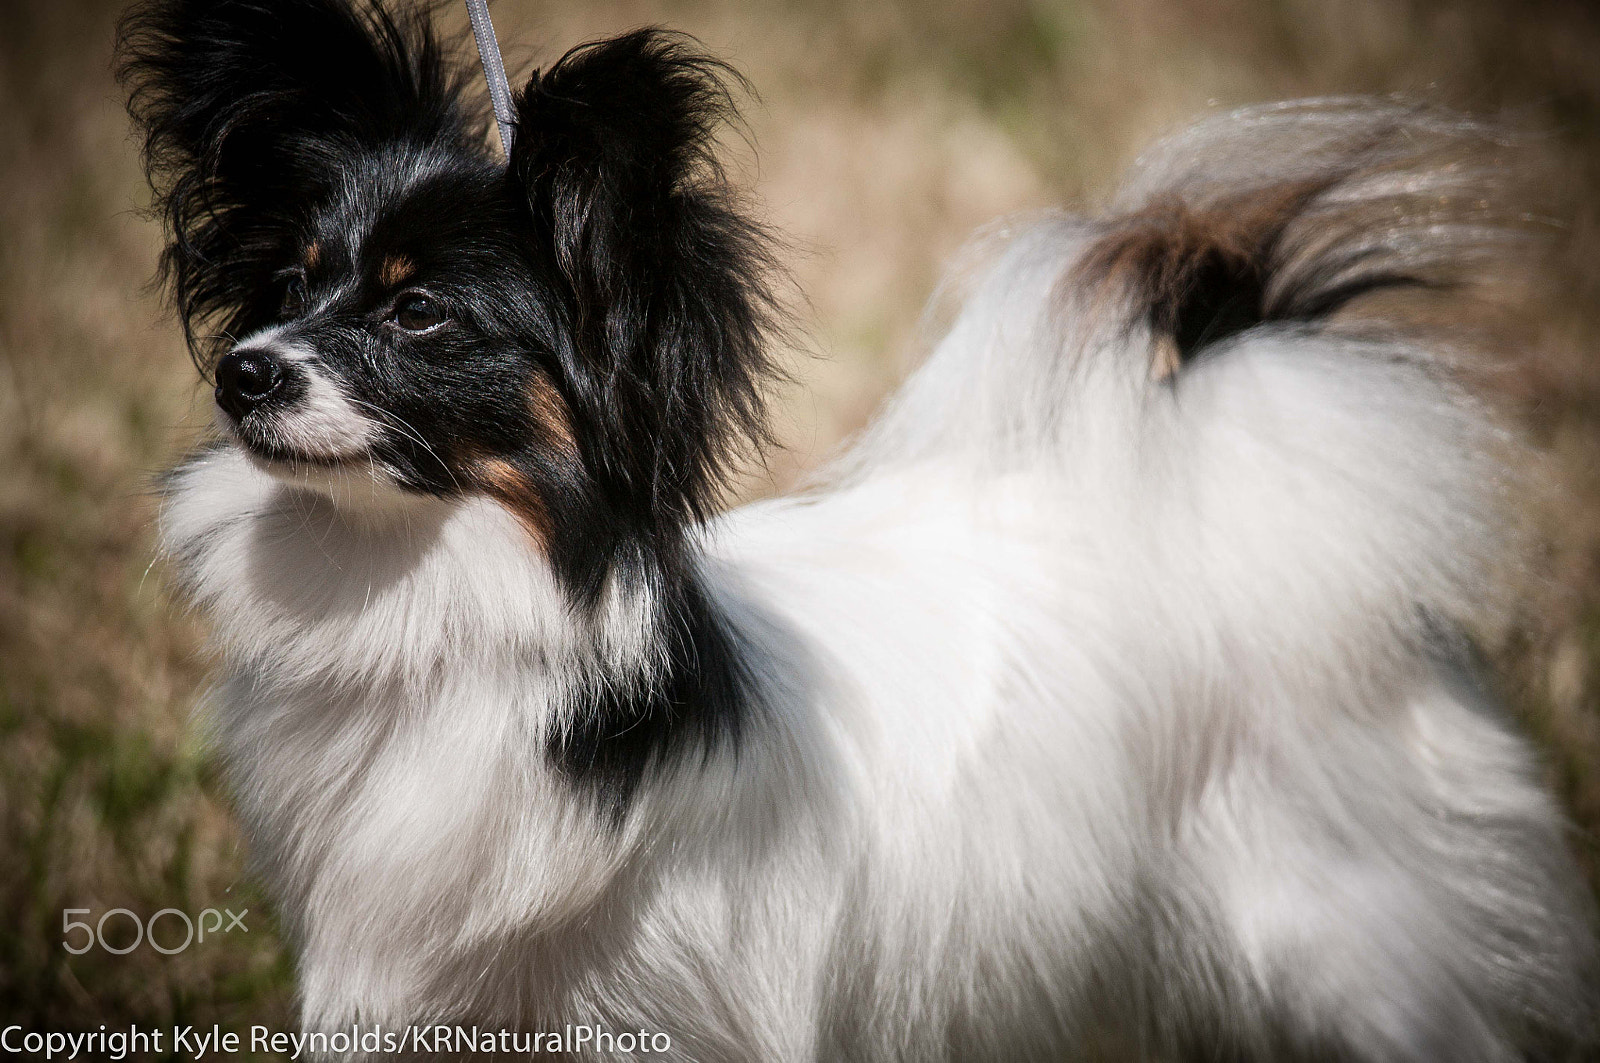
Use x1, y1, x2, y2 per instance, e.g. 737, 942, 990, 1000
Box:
116, 0, 477, 369
511, 29, 788, 544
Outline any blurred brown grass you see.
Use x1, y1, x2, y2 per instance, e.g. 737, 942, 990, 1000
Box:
2, 0, 1599, 1035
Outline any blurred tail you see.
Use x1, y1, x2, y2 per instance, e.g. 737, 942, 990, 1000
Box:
845, 99, 1530, 473
1076, 98, 1524, 378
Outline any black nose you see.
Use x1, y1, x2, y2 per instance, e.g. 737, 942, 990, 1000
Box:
214, 349, 284, 420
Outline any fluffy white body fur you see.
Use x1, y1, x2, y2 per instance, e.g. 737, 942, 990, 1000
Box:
162, 103, 1598, 1060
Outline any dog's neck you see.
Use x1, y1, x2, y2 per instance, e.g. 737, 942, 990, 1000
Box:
161, 446, 776, 1023
549, 551, 753, 819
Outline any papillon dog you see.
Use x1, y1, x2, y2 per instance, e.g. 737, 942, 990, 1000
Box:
119, 0, 1599, 1058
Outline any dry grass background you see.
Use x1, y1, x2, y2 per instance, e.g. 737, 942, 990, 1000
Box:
3, 0, 1600, 1042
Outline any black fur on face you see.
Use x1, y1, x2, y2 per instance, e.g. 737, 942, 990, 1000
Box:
118, 0, 785, 608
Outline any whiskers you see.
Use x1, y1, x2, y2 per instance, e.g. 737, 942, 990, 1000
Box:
346, 397, 462, 493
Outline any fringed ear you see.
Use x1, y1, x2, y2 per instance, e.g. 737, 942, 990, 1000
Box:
117, 0, 475, 366
510, 30, 783, 547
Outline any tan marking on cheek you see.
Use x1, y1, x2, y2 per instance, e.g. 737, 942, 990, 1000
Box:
474, 456, 549, 547
529, 374, 577, 454
303, 241, 321, 270
378, 255, 416, 288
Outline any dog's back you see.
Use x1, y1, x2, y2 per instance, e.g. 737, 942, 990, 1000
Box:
709, 101, 1600, 1060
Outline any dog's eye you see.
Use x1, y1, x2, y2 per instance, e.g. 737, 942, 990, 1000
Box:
393, 292, 446, 333
279, 273, 308, 318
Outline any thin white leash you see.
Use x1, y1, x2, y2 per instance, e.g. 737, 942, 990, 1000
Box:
464, 0, 516, 157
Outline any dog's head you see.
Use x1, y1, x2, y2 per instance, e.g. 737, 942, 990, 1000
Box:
120, 0, 780, 598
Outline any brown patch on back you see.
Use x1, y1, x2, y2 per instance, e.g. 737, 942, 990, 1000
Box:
378, 255, 416, 288
1070, 180, 1332, 378
1148, 336, 1182, 383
